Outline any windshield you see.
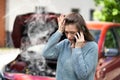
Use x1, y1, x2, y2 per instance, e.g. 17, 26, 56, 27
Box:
89, 30, 101, 43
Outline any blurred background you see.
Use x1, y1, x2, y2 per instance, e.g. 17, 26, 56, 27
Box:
0, 0, 120, 80
0, 0, 98, 48
0, 0, 120, 47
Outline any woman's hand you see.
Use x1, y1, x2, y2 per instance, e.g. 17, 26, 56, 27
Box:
57, 15, 65, 33
74, 32, 86, 48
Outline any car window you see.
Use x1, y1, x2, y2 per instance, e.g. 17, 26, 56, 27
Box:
104, 29, 117, 48
113, 27, 120, 38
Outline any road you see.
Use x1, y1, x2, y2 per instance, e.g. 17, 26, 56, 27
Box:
0, 48, 20, 73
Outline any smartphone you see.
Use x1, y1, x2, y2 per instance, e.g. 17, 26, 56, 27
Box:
74, 32, 79, 42
74, 38, 76, 42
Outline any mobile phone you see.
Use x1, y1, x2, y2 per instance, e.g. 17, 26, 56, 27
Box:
74, 38, 76, 42
74, 32, 79, 42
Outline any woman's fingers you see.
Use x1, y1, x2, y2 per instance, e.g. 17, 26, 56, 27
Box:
57, 15, 65, 33
57, 15, 65, 23
80, 32, 85, 42
74, 35, 78, 40
75, 32, 85, 42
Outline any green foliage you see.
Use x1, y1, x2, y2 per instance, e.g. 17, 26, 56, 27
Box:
94, 0, 120, 22
104, 30, 116, 48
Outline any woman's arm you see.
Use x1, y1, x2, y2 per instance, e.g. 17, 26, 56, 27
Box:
71, 42, 98, 79
43, 15, 65, 59
42, 31, 63, 59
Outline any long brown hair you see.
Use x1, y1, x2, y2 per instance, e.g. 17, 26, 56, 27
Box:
64, 12, 94, 41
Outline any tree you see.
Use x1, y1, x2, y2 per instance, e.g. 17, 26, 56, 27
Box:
93, 0, 120, 22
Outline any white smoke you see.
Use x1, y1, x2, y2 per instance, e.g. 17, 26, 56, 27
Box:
19, 13, 57, 76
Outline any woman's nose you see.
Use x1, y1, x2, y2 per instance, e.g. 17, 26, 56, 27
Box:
67, 33, 73, 38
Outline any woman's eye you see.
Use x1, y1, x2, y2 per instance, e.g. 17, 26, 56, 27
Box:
71, 32, 75, 34
65, 32, 68, 34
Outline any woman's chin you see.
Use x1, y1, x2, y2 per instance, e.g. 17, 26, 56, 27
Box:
69, 40, 74, 43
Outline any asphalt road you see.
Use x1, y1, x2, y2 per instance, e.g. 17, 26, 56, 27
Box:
0, 48, 20, 72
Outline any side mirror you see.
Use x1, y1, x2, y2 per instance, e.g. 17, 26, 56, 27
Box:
104, 48, 119, 57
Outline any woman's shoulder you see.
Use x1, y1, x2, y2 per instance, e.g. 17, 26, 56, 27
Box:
57, 39, 69, 49
88, 41, 97, 45
86, 41, 98, 48
59, 39, 69, 44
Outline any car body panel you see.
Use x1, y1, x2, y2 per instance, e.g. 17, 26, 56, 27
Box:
87, 22, 120, 80
4, 72, 55, 80
87, 21, 120, 58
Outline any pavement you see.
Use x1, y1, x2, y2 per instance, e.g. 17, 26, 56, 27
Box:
0, 44, 45, 73
0, 48, 21, 73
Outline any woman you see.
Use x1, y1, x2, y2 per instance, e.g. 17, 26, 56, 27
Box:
42, 12, 98, 80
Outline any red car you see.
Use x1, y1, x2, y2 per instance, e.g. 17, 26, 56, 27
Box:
87, 22, 120, 80
4, 72, 55, 80
3, 13, 120, 80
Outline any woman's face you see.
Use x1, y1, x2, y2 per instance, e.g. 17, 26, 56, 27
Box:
65, 24, 78, 43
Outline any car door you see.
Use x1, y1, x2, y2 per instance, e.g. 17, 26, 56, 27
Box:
100, 26, 120, 80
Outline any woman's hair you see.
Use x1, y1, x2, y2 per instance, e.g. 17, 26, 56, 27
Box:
64, 12, 94, 41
